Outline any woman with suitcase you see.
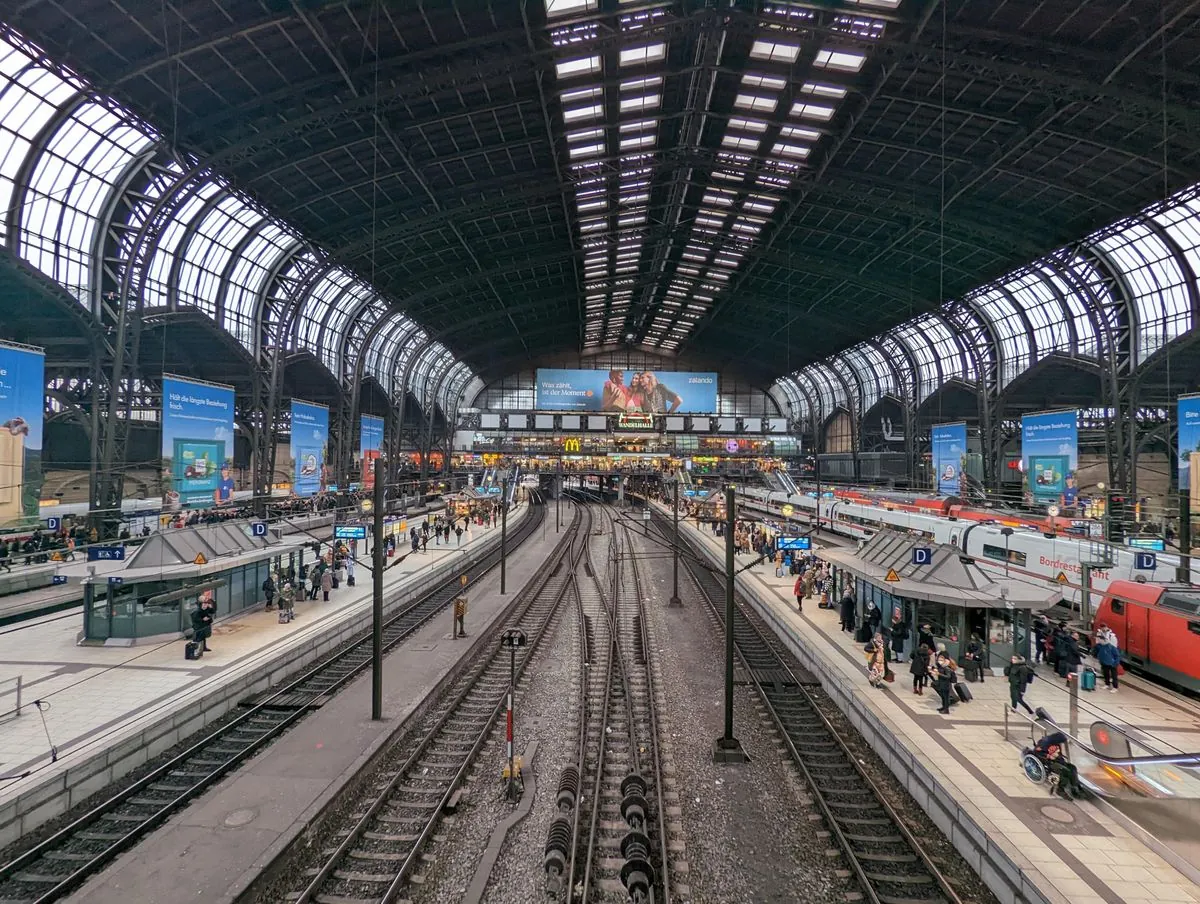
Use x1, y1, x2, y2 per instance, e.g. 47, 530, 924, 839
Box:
932, 652, 957, 714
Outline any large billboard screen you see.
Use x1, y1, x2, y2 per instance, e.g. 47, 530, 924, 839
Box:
1178, 394, 1200, 511
291, 400, 329, 497
360, 414, 384, 490
0, 342, 45, 522
1021, 409, 1078, 507
161, 375, 236, 510
536, 369, 718, 413
931, 422, 967, 497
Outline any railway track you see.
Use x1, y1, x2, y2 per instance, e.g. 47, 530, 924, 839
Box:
277, 503, 588, 904
660, 508, 964, 904
0, 501, 547, 904
545, 506, 671, 904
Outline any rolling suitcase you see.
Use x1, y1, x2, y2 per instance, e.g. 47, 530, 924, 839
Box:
1080, 667, 1097, 692
856, 624, 871, 643
963, 659, 979, 683
278, 608, 293, 624
185, 641, 202, 661
954, 682, 972, 703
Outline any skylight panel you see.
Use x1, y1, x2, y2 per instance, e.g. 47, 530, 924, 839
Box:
620, 134, 655, 150
702, 189, 736, 206
833, 15, 886, 40
620, 93, 662, 113
562, 86, 603, 102
621, 76, 664, 91
802, 82, 848, 99
556, 55, 602, 78
618, 213, 647, 226
620, 192, 649, 205
696, 216, 726, 229
567, 127, 604, 142
750, 40, 800, 63
734, 93, 778, 112
772, 142, 811, 158
564, 104, 604, 122
578, 198, 607, 212
620, 119, 657, 133
848, 0, 901, 7
546, 0, 597, 15
779, 124, 821, 141
814, 48, 866, 72
791, 102, 836, 121
569, 142, 605, 158
722, 134, 761, 152
742, 73, 788, 91
620, 43, 667, 67
744, 199, 777, 214
728, 117, 769, 133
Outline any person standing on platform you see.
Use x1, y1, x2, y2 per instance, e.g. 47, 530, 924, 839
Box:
280, 582, 296, 620
453, 596, 467, 638
932, 652, 957, 714
262, 574, 276, 610
865, 600, 882, 637
917, 622, 935, 654
1004, 654, 1034, 714
864, 635, 887, 688
321, 567, 333, 601
910, 643, 930, 695
191, 592, 214, 653
309, 565, 321, 600
838, 590, 856, 633
890, 613, 909, 663
964, 634, 986, 683
793, 574, 806, 612
455, 524, 463, 546
1033, 615, 1050, 664
1094, 625, 1121, 692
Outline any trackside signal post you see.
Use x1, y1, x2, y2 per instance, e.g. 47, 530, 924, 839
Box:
372, 456, 385, 721
669, 479, 681, 607
501, 628, 527, 800
713, 485, 746, 763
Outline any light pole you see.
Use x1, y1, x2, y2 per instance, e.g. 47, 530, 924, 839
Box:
713, 485, 746, 763
371, 456, 385, 720
556, 458, 561, 533
1000, 526, 1014, 576
669, 478, 681, 607
500, 476, 509, 594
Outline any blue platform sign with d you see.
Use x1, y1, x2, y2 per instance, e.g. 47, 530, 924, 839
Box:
1021, 409, 1078, 506
161, 375, 236, 511
931, 422, 967, 497
45, 516, 61, 532
1134, 551, 1157, 571
912, 547, 933, 566
250, 521, 269, 538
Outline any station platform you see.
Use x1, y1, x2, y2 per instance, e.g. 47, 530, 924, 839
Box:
63, 503, 568, 904
0, 503, 528, 849
657, 501, 1200, 904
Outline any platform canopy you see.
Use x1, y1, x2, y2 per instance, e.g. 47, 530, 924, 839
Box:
822, 530, 1062, 609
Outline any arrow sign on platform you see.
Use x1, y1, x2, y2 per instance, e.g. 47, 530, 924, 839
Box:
51, 575, 68, 585
911, 547, 933, 566
107, 576, 123, 586
884, 568, 901, 583
1134, 552, 1157, 570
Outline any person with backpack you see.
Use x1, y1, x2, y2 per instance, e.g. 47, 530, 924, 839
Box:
262, 574, 276, 610
910, 643, 930, 695
1094, 625, 1121, 692
1004, 654, 1034, 714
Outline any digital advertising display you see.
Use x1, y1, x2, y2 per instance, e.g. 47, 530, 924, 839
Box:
777, 536, 812, 551
360, 413, 384, 490
161, 375, 235, 510
0, 341, 45, 522
931, 422, 967, 497
291, 399, 329, 498
1021, 409, 1078, 507
1177, 394, 1200, 510
536, 369, 718, 413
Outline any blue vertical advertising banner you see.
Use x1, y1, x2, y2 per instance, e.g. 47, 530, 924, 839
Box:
1177, 394, 1200, 510
360, 414, 384, 490
161, 375, 236, 510
0, 342, 45, 522
931, 422, 967, 496
291, 400, 329, 497
1021, 409, 1078, 507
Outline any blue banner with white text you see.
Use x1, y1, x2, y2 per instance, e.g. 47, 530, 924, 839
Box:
1021, 409, 1078, 507
291, 399, 329, 498
0, 342, 45, 522
1178, 394, 1200, 510
536, 368, 718, 413
161, 375, 236, 510
360, 413, 384, 489
931, 422, 967, 497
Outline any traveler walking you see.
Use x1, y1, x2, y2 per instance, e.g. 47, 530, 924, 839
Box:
793, 574, 805, 612
1004, 654, 1034, 714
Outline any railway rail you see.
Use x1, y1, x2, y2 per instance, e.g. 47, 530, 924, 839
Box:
545, 504, 671, 904
0, 500, 547, 904
276, 502, 587, 904
657, 507, 965, 904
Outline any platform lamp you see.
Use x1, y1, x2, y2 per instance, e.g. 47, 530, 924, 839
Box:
713, 484, 746, 763
669, 475, 682, 607
1000, 526, 1014, 576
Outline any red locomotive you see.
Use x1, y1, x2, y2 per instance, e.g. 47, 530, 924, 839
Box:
1092, 579, 1200, 692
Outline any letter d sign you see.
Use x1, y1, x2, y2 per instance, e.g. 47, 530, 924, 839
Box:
911, 547, 933, 566
251, 521, 269, 538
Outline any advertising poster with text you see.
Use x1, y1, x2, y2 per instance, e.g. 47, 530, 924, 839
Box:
536, 368, 718, 413
161, 375, 236, 510
291, 400, 329, 497
931, 422, 967, 497
0, 342, 45, 522
360, 414, 384, 490
1021, 409, 1078, 507
1178, 394, 1200, 510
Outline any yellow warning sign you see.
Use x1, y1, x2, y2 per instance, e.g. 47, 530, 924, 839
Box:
460, 573, 469, 587
194, 553, 208, 565
781, 504, 794, 517
1055, 571, 1069, 584
885, 568, 901, 583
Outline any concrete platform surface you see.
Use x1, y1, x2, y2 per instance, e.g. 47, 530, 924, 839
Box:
0, 503, 529, 844
64, 502, 574, 904
663, 502, 1200, 904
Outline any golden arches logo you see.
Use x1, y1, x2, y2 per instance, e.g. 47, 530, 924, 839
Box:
563, 438, 581, 453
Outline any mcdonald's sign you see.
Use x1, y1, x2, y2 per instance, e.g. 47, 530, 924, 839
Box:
562, 437, 581, 453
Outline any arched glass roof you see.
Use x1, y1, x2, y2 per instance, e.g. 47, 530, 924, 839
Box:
0, 26, 470, 409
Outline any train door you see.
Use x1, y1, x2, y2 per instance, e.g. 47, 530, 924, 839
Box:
1124, 601, 1149, 661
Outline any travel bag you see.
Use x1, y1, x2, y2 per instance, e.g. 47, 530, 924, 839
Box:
185, 641, 202, 661
1080, 667, 1097, 691
856, 624, 871, 643
954, 682, 972, 703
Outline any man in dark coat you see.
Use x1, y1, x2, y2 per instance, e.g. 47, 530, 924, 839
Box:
190, 592, 215, 653
838, 591, 856, 633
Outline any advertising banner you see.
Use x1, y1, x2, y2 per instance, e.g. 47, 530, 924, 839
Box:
360, 414, 384, 490
0, 342, 45, 522
1021, 409, 1078, 507
536, 368, 718, 413
161, 375, 235, 510
291, 399, 329, 497
1177, 394, 1200, 510
931, 422, 967, 497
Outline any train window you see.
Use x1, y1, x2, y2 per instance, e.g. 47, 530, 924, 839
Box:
1190, 622, 1200, 637
1110, 600, 1124, 615
981, 543, 1027, 568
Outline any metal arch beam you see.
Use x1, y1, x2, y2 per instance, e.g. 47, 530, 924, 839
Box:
164, 188, 235, 312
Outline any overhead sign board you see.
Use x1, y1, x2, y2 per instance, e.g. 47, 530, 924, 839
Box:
51, 574, 68, 585
535, 368, 718, 413
45, 516, 61, 532
911, 547, 933, 566
1134, 552, 1157, 571
1126, 537, 1165, 551
88, 545, 125, 562
334, 524, 368, 540
250, 521, 269, 538
107, 576, 123, 586
777, 536, 812, 551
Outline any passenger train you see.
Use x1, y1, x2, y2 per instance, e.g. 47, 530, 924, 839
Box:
735, 485, 1196, 602
1092, 580, 1200, 692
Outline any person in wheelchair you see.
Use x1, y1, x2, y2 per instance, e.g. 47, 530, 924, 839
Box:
1023, 731, 1084, 800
